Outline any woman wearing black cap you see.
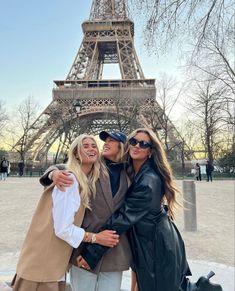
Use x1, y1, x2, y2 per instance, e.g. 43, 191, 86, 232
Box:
39, 131, 131, 291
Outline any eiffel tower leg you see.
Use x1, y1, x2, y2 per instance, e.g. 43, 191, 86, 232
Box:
116, 33, 144, 79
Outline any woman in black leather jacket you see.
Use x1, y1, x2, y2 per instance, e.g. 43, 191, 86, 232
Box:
80, 128, 191, 291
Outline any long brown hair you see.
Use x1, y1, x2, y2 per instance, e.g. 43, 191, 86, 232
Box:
127, 128, 180, 219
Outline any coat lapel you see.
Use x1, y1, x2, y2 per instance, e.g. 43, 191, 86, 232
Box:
98, 173, 114, 213
112, 171, 128, 206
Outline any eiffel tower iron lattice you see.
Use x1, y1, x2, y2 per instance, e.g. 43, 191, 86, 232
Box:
12, 0, 186, 163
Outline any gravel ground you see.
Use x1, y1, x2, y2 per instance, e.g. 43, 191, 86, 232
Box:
0, 178, 234, 289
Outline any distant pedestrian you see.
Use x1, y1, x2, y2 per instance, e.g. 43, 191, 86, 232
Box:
206, 160, 214, 182
194, 163, 201, 181
0, 157, 9, 181
18, 161, 25, 177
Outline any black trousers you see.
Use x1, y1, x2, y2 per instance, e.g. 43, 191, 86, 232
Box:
206, 173, 212, 181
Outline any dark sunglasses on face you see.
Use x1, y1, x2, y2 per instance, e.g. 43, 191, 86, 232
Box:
129, 137, 152, 149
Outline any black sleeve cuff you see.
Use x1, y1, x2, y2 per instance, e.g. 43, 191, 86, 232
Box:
39, 170, 54, 186
41, 176, 52, 186
81, 243, 109, 269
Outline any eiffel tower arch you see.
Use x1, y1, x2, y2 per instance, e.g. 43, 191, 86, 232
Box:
12, 0, 185, 163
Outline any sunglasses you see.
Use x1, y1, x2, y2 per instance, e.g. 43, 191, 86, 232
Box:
129, 137, 152, 149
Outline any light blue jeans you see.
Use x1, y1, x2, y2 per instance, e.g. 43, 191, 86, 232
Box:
0, 172, 7, 180
70, 265, 122, 291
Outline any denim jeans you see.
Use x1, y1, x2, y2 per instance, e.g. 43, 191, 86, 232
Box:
70, 265, 122, 291
1, 172, 7, 180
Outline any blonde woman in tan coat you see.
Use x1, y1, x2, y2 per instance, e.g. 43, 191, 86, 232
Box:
12, 134, 119, 291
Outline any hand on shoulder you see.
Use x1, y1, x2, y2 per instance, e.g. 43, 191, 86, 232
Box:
52, 169, 74, 191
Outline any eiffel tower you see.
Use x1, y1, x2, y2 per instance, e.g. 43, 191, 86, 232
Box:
13, 0, 184, 162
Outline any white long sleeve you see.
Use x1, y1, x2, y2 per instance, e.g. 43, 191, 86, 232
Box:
52, 174, 85, 248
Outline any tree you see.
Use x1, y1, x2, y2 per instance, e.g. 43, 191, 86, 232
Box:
0, 100, 8, 138
10, 96, 40, 161
218, 144, 235, 173
129, 0, 235, 103
177, 117, 202, 157
156, 74, 184, 153
187, 24, 235, 127
187, 79, 230, 162
190, 28, 235, 94
129, 0, 234, 55
146, 73, 186, 160
49, 106, 82, 164
0, 148, 8, 159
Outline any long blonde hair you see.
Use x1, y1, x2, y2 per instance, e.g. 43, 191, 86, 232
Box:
127, 128, 180, 219
66, 134, 100, 209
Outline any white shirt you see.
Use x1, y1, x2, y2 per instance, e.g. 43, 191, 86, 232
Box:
52, 173, 85, 248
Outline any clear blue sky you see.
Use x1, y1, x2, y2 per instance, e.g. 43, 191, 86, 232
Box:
0, 0, 181, 110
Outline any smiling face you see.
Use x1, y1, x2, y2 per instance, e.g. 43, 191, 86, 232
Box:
102, 136, 121, 162
129, 132, 152, 163
79, 137, 99, 165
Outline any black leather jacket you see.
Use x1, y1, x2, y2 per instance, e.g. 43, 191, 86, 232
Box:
82, 159, 191, 291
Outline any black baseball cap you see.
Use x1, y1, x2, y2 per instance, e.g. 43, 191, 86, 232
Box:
99, 131, 127, 144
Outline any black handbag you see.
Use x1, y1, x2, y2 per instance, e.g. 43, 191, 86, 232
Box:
185, 271, 223, 291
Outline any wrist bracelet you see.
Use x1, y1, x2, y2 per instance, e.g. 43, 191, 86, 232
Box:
91, 233, 96, 244
48, 170, 55, 181
84, 232, 90, 242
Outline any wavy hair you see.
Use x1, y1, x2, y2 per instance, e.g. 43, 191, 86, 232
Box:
66, 134, 101, 209
116, 141, 126, 162
127, 128, 180, 219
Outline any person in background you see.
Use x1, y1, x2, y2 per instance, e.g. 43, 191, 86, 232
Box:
40, 131, 132, 291
194, 162, 201, 181
12, 134, 118, 291
18, 161, 25, 177
206, 160, 214, 182
0, 157, 9, 181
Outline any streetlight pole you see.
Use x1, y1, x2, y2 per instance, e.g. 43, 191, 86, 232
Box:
74, 100, 81, 113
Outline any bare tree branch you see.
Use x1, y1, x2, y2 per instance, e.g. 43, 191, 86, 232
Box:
0, 100, 8, 138
185, 79, 232, 162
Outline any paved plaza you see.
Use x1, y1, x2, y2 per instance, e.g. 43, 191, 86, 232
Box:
0, 178, 234, 290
